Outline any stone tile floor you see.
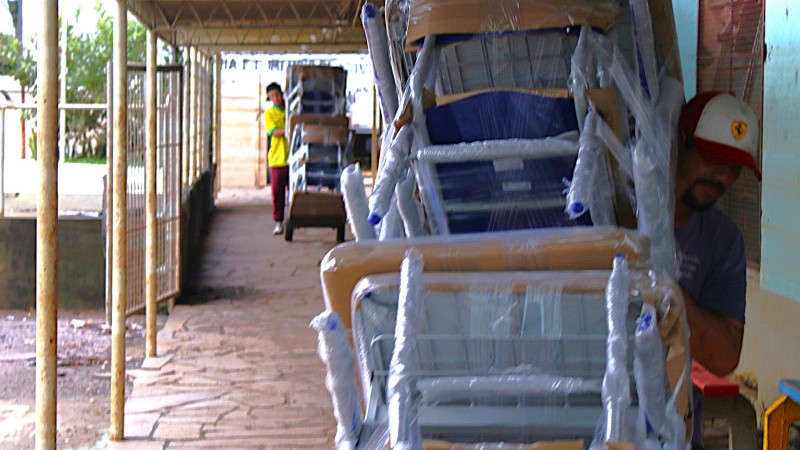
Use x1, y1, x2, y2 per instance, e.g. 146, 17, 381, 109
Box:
110, 188, 343, 449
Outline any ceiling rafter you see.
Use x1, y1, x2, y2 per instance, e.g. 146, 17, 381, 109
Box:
128, 0, 368, 53
203, 3, 222, 28
237, 2, 257, 24
186, 3, 204, 27
252, 2, 270, 23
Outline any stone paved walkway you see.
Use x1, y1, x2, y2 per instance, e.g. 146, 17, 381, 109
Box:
111, 189, 345, 449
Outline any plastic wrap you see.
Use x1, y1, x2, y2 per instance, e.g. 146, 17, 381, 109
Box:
417, 374, 602, 404
379, 197, 405, 240
341, 163, 377, 241
368, 122, 414, 226
632, 76, 683, 277
576, 25, 683, 276
362, 3, 400, 123
297, 123, 349, 146
388, 248, 425, 449
633, 302, 668, 446
436, 31, 581, 95
396, 167, 426, 237
285, 65, 347, 117
385, 0, 417, 97
322, 226, 649, 329
409, 35, 438, 149
309, 311, 362, 450
566, 111, 599, 220
570, 25, 597, 130
630, 0, 660, 103
405, 0, 620, 51
566, 111, 616, 226
600, 255, 632, 445
288, 123, 347, 193
348, 268, 691, 447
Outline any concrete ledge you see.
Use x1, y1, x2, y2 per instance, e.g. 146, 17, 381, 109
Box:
0, 215, 104, 309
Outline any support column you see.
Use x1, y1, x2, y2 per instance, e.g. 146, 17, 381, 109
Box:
1, 108, 6, 217
58, 4, 67, 162
188, 47, 196, 186
110, 0, 128, 441
182, 48, 190, 190
35, 0, 59, 448
214, 52, 222, 197
371, 86, 378, 189
145, 29, 158, 358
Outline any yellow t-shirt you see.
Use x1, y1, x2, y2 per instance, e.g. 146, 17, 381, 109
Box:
265, 104, 288, 168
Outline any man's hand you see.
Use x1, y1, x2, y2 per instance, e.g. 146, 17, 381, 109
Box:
681, 288, 744, 377
271, 128, 285, 138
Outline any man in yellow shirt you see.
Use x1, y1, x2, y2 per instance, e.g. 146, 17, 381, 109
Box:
265, 82, 289, 234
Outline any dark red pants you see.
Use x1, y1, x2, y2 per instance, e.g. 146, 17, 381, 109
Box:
269, 166, 289, 222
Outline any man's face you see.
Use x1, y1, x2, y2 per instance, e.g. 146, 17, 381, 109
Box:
677, 144, 742, 211
267, 88, 283, 108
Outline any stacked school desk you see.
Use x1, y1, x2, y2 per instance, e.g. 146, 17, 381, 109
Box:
317, 0, 697, 448
283, 65, 352, 242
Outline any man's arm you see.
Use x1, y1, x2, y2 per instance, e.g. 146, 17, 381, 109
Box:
682, 287, 744, 377
270, 128, 285, 138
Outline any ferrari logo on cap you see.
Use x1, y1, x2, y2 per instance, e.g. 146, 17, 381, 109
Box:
732, 120, 748, 141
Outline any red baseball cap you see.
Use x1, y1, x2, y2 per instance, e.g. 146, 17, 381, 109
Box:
679, 92, 762, 180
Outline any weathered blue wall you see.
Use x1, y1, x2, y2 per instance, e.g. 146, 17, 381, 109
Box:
673, 0, 698, 100
0, 216, 105, 309
761, 0, 800, 302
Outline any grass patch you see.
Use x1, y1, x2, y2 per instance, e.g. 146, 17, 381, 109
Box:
65, 156, 107, 165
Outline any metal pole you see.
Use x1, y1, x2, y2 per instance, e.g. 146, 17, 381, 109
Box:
1, 109, 6, 217
59, 0, 67, 163
371, 86, 378, 189
35, 0, 58, 448
188, 48, 196, 186
110, 0, 128, 441
105, 60, 113, 325
257, 72, 263, 187
145, 29, 158, 358
214, 52, 222, 197
182, 48, 190, 191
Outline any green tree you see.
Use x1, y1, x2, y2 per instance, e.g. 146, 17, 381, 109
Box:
0, 33, 35, 90
0, 1, 151, 159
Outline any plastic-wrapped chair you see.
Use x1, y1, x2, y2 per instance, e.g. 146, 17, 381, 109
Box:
320, 226, 650, 329
283, 64, 351, 242
348, 265, 691, 448
368, 1, 631, 236
285, 65, 348, 116
365, 0, 685, 275
288, 123, 352, 193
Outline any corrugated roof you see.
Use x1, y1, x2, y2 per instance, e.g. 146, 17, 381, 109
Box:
127, 0, 368, 52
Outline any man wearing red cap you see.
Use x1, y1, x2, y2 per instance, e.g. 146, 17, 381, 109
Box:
675, 92, 761, 449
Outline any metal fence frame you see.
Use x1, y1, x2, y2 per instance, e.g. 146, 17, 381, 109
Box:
107, 63, 183, 316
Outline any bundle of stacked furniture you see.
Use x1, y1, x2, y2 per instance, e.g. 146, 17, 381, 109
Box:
283, 65, 353, 241
314, 0, 692, 448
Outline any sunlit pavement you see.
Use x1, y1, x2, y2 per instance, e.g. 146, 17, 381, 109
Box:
110, 188, 344, 449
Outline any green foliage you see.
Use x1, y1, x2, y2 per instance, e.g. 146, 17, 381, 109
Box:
0, 1, 154, 160
0, 33, 35, 88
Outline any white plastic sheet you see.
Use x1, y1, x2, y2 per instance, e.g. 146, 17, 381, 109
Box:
341, 163, 377, 241
310, 311, 362, 450
388, 249, 425, 449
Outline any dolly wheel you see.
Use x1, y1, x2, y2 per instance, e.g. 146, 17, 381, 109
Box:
336, 225, 345, 243
284, 220, 294, 242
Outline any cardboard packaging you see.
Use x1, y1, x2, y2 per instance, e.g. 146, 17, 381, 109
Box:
406, 0, 620, 50
298, 123, 350, 146
320, 227, 649, 329
287, 114, 350, 144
